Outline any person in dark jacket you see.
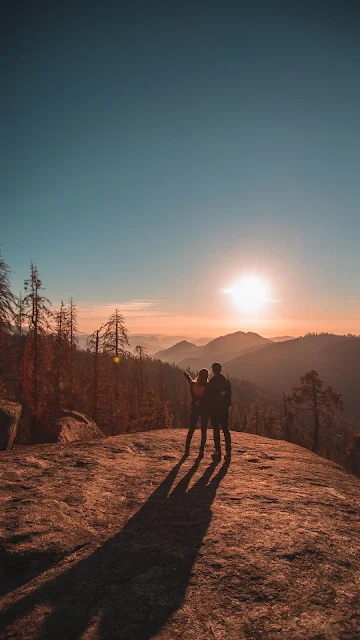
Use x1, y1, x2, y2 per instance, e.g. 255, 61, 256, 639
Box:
183, 368, 209, 457
207, 362, 231, 461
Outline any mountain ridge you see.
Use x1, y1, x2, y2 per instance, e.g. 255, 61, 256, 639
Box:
224, 333, 360, 418
155, 331, 271, 366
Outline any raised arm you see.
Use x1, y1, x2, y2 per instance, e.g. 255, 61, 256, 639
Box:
183, 371, 194, 385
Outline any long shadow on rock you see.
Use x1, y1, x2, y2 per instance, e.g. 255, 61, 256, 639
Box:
1, 456, 229, 640
0, 548, 67, 599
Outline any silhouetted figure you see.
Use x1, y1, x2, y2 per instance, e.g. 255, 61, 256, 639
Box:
184, 368, 209, 457
207, 362, 232, 461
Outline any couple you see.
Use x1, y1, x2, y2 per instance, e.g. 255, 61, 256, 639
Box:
184, 362, 231, 462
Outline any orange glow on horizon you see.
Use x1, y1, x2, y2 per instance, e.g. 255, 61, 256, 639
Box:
76, 311, 359, 340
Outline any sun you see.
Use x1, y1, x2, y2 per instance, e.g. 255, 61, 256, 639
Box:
225, 275, 271, 314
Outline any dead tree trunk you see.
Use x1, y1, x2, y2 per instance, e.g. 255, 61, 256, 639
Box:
92, 329, 100, 423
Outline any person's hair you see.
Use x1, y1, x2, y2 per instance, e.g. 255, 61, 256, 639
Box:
211, 362, 222, 374
195, 368, 209, 385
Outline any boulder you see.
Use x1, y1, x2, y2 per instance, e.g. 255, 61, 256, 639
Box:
32, 409, 104, 444
348, 433, 360, 477
0, 400, 22, 450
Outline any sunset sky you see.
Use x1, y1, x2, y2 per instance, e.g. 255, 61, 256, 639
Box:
2, 1, 360, 338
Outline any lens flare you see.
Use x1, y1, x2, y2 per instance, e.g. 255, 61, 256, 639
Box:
225, 276, 271, 314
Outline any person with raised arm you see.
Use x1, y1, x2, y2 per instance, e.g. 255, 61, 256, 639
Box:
183, 368, 210, 457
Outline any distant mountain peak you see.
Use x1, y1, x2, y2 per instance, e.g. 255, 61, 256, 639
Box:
155, 330, 272, 368
154, 340, 198, 363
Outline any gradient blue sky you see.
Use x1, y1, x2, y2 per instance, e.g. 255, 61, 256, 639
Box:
1, 1, 360, 336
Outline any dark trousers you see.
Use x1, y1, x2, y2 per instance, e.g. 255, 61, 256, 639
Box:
211, 407, 231, 454
185, 405, 209, 452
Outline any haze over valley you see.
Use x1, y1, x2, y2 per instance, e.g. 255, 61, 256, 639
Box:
1, 2, 360, 638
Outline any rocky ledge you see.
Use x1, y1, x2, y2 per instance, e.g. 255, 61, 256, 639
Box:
1, 430, 359, 639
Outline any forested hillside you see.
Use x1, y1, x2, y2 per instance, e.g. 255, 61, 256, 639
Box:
224, 334, 360, 420
0, 257, 278, 445
0, 254, 359, 476
154, 340, 198, 364
156, 331, 271, 367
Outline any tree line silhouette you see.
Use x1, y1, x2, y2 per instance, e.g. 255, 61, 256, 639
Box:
0, 258, 181, 439
229, 372, 359, 475
0, 252, 359, 475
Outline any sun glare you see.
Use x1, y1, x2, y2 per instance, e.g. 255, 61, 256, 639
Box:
225, 276, 271, 314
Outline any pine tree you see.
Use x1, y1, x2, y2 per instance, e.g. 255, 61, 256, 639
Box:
288, 370, 343, 453
102, 310, 130, 432
283, 390, 293, 442
0, 252, 15, 334
346, 432, 360, 477
155, 398, 173, 430
68, 298, 79, 401
15, 293, 26, 403
229, 404, 241, 431
0, 253, 16, 394
137, 388, 156, 431
158, 361, 165, 402
102, 309, 129, 358
54, 301, 70, 411
88, 325, 105, 423
51, 299, 80, 411
134, 345, 148, 410
247, 400, 265, 435
263, 405, 282, 438
23, 263, 52, 419
242, 408, 248, 432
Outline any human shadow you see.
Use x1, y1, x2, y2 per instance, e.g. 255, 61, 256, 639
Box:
1, 456, 230, 639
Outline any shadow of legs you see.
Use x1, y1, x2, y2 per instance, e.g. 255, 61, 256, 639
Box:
1, 458, 229, 640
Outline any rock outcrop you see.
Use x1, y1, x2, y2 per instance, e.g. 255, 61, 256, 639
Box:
0, 400, 22, 450
1, 430, 359, 639
31, 409, 104, 444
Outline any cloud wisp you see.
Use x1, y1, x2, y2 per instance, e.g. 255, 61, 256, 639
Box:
77, 300, 162, 318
